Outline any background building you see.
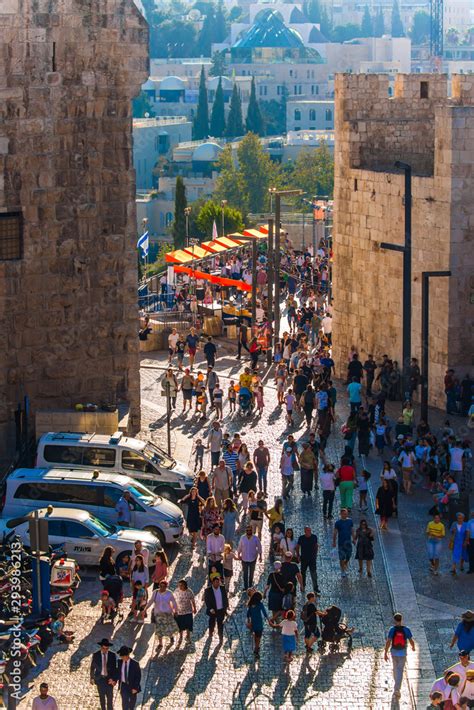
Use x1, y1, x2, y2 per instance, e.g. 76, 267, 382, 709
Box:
133, 117, 192, 190
0, 0, 148, 463
332, 73, 474, 408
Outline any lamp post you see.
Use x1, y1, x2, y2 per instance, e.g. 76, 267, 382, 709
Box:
380, 161, 412, 402
421, 270, 451, 423
266, 217, 274, 365
184, 206, 191, 247
220, 199, 227, 238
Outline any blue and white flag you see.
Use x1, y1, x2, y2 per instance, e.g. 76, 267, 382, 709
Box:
137, 230, 149, 256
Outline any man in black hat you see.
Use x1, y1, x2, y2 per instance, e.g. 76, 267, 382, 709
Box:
117, 646, 141, 710
90, 639, 117, 710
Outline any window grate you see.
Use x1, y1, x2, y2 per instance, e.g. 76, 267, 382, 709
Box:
0, 213, 22, 260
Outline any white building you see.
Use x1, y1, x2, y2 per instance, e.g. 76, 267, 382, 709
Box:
287, 99, 334, 131
444, 0, 473, 33
133, 116, 192, 190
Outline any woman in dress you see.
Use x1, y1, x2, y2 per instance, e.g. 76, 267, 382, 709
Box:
237, 443, 251, 473
147, 580, 178, 654
178, 487, 204, 548
354, 519, 375, 577
201, 496, 222, 539
246, 591, 269, 659
263, 561, 285, 625
196, 470, 212, 502
131, 554, 149, 588
449, 512, 469, 576
375, 478, 396, 530
222, 498, 238, 543
357, 409, 371, 464
174, 579, 197, 645
151, 550, 169, 590
381, 460, 399, 510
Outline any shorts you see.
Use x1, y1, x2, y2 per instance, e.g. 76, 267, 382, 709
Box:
177, 353, 184, 363
338, 544, 352, 562
188, 347, 196, 356
168, 347, 175, 355
223, 568, 233, 578
304, 626, 319, 640
183, 390, 193, 401
427, 539, 442, 560
211, 451, 220, 466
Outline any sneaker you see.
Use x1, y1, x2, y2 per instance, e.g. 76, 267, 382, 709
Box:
341, 571, 347, 578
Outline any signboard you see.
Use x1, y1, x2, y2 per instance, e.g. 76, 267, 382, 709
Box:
187, 237, 200, 246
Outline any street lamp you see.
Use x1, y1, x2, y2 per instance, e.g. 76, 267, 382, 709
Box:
184, 206, 191, 247
421, 270, 451, 423
380, 161, 412, 402
220, 200, 227, 238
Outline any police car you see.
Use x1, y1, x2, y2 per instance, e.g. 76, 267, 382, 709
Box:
0, 507, 162, 567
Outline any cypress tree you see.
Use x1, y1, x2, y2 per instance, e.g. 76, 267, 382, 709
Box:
226, 83, 244, 138
210, 77, 226, 137
214, 0, 227, 43
246, 77, 264, 136
172, 176, 187, 249
391, 0, 404, 37
193, 65, 209, 140
361, 4, 373, 36
374, 6, 385, 36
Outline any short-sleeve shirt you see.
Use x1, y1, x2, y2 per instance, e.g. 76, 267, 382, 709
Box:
347, 382, 362, 403
426, 521, 445, 539
280, 561, 300, 587
186, 334, 199, 350
281, 619, 298, 637
387, 625, 413, 656
335, 518, 353, 546
297, 534, 318, 563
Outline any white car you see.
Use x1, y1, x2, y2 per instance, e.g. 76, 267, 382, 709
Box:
0, 507, 162, 567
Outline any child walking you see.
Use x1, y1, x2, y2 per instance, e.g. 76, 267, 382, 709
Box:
228, 381, 237, 413
285, 388, 295, 427
223, 543, 237, 593
279, 609, 298, 663
192, 438, 205, 472
255, 385, 264, 416
131, 580, 148, 623
213, 384, 224, 420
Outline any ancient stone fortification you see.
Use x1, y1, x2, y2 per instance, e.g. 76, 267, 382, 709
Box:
333, 73, 474, 408
0, 0, 148, 460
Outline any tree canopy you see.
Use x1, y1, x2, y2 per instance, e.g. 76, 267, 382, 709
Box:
210, 77, 226, 137
196, 200, 243, 237
391, 0, 404, 37
193, 66, 209, 140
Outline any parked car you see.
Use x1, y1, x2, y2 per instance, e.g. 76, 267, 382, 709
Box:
1, 468, 184, 546
36, 431, 193, 502
0, 507, 162, 568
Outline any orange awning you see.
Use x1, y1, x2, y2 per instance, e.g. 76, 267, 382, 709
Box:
172, 265, 251, 291
243, 228, 266, 238
165, 249, 193, 264
214, 236, 245, 249
201, 240, 227, 253
183, 245, 208, 259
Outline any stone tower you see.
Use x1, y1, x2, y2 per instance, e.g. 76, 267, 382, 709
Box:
0, 0, 149, 461
333, 73, 474, 408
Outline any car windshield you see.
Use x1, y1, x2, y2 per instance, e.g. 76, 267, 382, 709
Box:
143, 442, 175, 469
126, 481, 160, 506
87, 516, 116, 536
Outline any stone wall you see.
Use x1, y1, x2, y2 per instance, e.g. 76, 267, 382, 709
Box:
333, 73, 474, 408
0, 0, 149, 462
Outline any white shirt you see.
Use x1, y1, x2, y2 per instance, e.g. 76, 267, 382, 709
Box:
168, 332, 179, 349
150, 590, 177, 614
449, 447, 464, 471
130, 547, 150, 569
445, 660, 474, 684
32, 699, 59, 710
321, 316, 332, 334
320, 472, 335, 491
101, 651, 108, 676
208, 428, 223, 452
121, 660, 129, 683
207, 533, 225, 560
399, 451, 415, 468
382, 469, 397, 480
430, 677, 461, 702
237, 534, 262, 562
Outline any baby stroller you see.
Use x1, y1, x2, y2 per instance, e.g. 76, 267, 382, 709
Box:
238, 387, 254, 417
101, 575, 124, 623
318, 606, 354, 654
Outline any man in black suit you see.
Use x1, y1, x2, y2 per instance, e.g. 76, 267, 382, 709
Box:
90, 638, 117, 710
203, 575, 229, 643
117, 645, 141, 710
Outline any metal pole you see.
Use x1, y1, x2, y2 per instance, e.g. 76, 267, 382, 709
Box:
421, 270, 451, 423
401, 163, 412, 402
33, 510, 42, 615
312, 206, 316, 257
274, 194, 281, 341
302, 211, 305, 251
165, 380, 172, 456
251, 238, 257, 325
267, 218, 274, 364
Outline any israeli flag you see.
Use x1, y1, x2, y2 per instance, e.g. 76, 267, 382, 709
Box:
137, 230, 149, 256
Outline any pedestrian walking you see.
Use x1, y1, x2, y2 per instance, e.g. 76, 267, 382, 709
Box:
204, 336, 217, 368
281, 446, 297, 500
178, 488, 204, 549
384, 613, 415, 699
206, 523, 225, 579
151, 550, 168, 589
185, 328, 199, 370
205, 366, 218, 407
375, 478, 396, 531
336, 458, 357, 512
148, 581, 178, 654
180, 368, 194, 414
115, 491, 132, 527
222, 498, 238, 542
320, 463, 336, 519
284, 388, 296, 426
212, 460, 233, 508
117, 646, 141, 710
333, 509, 354, 578
174, 580, 197, 645
253, 440, 270, 496
426, 513, 445, 575
450, 610, 474, 653
201, 496, 221, 538
191, 438, 205, 472
278, 610, 298, 663
246, 590, 269, 659
255, 385, 265, 416
223, 543, 237, 592
90, 639, 117, 710
207, 421, 223, 469
449, 513, 469, 575
264, 561, 285, 625
301, 593, 320, 654
237, 526, 262, 590
296, 526, 320, 593
32, 683, 59, 710
228, 381, 237, 412
354, 519, 374, 577
204, 575, 229, 644
299, 442, 317, 497
238, 462, 258, 515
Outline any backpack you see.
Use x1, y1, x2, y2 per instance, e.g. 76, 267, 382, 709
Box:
282, 593, 293, 611
391, 627, 407, 650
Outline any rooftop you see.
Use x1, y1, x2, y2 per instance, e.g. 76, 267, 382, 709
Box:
233, 9, 306, 49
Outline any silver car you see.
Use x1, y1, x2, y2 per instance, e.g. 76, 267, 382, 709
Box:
0, 507, 161, 567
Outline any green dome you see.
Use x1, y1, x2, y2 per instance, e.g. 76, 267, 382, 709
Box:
233, 9, 305, 49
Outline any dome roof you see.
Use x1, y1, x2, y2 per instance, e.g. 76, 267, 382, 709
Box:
160, 76, 185, 91
192, 142, 223, 162
207, 75, 232, 91
233, 9, 305, 49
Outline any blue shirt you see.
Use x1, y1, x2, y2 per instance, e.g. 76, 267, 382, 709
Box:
115, 496, 131, 524
387, 625, 413, 656
347, 381, 362, 403
454, 622, 474, 652
223, 450, 239, 473
247, 601, 268, 633
335, 518, 353, 546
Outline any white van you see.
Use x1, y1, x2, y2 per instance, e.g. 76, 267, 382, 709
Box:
1, 468, 184, 546
36, 432, 193, 502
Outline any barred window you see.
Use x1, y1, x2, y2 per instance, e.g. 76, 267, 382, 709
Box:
0, 213, 22, 260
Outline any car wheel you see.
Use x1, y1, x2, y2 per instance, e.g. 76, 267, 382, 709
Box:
143, 526, 165, 547
157, 487, 178, 503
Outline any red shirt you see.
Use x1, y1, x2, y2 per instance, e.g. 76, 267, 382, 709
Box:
338, 465, 355, 482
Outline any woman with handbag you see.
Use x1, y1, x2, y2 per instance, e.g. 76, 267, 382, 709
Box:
299, 442, 317, 497
147, 580, 178, 655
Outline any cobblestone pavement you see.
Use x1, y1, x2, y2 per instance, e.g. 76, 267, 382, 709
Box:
18, 345, 472, 708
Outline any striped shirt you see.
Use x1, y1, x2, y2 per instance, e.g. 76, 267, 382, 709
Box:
223, 450, 239, 472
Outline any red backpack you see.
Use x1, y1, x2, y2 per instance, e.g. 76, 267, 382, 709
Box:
391, 627, 407, 650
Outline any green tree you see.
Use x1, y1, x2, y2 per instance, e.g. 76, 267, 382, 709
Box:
210, 77, 226, 137
172, 177, 187, 249
229, 5, 242, 21
286, 141, 334, 199
304, 0, 321, 23
374, 6, 385, 37
153, 19, 197, 58
196, 200, 243, 236
331, 23, 362, 42
246, 77, 264, 136
132, 91, 155, 118
391, 0, 404, 37
361, 4, 373, 36
446, 27, 460, 45
237, 133, 278, 213
410, 10, 430, 44
214, 145, 243, 211
259, 99, 286, 135
193, 66, 209, 140
209, 50, 227, 77
214, 0, 228, 42
226, 83, 244, 137
197, 7, 216, 55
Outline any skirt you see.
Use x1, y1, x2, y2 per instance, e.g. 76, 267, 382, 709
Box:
175, 613, 193, 632
154, 612, 178, 638
282, 634, 296, 653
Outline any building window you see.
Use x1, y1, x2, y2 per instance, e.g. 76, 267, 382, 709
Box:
309, 109, 316, 121
277, 85, 284, 95
166, 212, 173, 226
259, 85, 267, 97
0, 213, 22, 260
325, 109, 332, 122
289, 70, 293, 77
294, 109, 301, 121
420, 81, 429, 98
